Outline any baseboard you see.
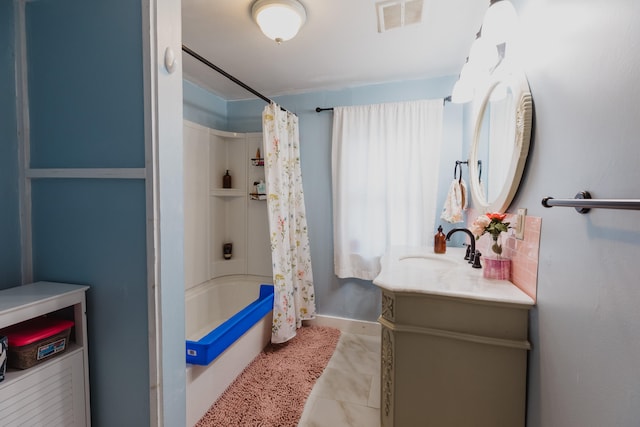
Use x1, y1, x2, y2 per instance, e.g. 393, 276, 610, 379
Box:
304, 314, 380, 336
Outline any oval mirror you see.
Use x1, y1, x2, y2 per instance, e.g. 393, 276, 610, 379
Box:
468, 67, 533, 213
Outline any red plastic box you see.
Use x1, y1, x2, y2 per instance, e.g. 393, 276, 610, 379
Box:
0, 317, 74, 369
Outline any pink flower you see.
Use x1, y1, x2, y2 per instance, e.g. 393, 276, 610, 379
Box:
471, 212, 511, 256
470, 215, 491, 238
486, 213, 507, 222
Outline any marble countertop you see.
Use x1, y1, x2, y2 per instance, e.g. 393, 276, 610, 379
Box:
373, 246, 535, 307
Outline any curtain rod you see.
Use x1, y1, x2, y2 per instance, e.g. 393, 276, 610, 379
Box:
182, 45, 293, 115
315, 96, 452, 112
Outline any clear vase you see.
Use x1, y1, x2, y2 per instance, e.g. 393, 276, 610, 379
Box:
484, 233, 510, 280
490, 233, 505, 259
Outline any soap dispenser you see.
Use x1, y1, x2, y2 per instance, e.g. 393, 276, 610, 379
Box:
223, 170, 232, 189
434, 225, 446, 254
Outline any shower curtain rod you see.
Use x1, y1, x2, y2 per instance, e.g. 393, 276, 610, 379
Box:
182, 45, 293, 115
315, 96, 452, 112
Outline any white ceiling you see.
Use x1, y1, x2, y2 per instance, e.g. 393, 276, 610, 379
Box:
181, 0, 489, 101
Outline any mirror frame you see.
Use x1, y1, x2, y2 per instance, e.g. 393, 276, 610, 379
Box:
468, 68, 533, 213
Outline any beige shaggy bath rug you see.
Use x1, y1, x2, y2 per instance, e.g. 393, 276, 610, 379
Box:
196, 325, 341, 427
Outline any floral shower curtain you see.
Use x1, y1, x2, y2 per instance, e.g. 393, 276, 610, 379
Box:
262, 103, 316, 344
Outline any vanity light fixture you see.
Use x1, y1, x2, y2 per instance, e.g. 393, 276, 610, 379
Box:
451, 78, 474, 103
468, 36, 499, 72
450, 0, 517, 103
481, 0, 517, 46
451, 61, 476, 103
252, 0, 307, 44
451, 36, 495, 104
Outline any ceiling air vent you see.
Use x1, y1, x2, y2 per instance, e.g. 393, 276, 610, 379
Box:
376, 0, 424, 33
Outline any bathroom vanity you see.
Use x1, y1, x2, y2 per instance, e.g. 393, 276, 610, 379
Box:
373, 247, 534, 427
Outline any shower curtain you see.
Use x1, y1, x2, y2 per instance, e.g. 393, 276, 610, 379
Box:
262, 103, 316, 344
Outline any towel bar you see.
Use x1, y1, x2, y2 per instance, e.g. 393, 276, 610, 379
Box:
541, 191, 640, 213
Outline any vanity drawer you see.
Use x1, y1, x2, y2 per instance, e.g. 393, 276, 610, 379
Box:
382, 290, 530, 344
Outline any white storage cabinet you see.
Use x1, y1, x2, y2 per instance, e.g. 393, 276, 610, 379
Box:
0, 282, 90, 427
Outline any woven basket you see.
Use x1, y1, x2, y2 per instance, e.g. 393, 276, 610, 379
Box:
8, 328, 71, 370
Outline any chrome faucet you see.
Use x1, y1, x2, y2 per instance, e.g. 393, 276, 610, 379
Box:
445, 228, 482, 268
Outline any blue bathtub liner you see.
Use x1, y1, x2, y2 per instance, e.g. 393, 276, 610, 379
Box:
186, 284, 274, 366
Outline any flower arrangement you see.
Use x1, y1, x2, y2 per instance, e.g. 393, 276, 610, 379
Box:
470, 212, 511, 257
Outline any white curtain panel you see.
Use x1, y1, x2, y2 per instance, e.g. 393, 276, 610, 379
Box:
262, 103, 316, 344
332, 99, 444, 280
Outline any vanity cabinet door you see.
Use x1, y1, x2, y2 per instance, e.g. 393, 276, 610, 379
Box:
379, 290, 529, 427
380, 326, 395, 427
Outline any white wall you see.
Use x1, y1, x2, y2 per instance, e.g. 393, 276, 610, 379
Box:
510, 1, 640, 425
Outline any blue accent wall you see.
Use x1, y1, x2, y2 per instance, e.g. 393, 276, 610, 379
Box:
26, 0, 145, 169
31, 179, 149, 425
24, 0, 149, 425
0, 0, 22, 290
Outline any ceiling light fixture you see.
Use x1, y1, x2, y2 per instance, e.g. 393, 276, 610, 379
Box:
252, 0, 307, 44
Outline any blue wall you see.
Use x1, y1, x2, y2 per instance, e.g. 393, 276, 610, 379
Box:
25, 0, 149, 425
27, 0, 145, 169
0, 0, 22, 290
31, 179, 149, 424
509, 1, 640, 425
183, 79, 228, 130
185, 76, 466, 321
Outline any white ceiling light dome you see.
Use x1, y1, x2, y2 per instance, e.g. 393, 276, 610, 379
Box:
252, 0, 307, 44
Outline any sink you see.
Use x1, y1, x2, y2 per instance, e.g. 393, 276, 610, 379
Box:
398, 253, 460, 268
375, 246, 535, 308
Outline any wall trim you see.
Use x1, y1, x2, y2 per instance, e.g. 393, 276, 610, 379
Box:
25, 168, 147, 179
141, 0, 161, 425
15, 0, 32, 284
378, 316, 531, 350
304, 314, 381, 336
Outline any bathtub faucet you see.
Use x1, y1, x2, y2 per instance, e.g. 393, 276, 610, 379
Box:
445, 228, 482, 269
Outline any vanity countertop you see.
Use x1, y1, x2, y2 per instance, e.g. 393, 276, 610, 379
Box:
373, 246, 535, 307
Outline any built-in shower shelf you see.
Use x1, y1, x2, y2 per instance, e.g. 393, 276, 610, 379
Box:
251, 158, 264, 166
185, 121, 270, 289
249, 193, 267, 201
210, 189, 245, 197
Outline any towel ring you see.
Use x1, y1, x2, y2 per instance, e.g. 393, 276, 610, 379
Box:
454, 160, 466, 183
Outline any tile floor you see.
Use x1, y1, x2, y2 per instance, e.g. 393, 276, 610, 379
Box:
297, 331, 381, 427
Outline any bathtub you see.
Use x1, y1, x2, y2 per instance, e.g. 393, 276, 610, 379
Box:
185, 275, 273, 426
